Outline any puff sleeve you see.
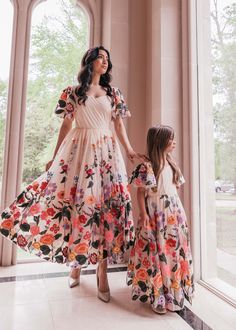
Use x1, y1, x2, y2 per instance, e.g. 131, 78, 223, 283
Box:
55, 86, 76, 120
111, 87, 131, 119
129, 162, 157, 189
177, 172, 185, 187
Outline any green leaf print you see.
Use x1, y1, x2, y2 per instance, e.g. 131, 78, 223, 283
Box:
138, 281, 147, 292
175, 240, 180, 251
55, 256, 64, 263
61, 176, 66, 183
143, 243, 150, 255
164, 200, 170, 208
92, 240, 99, 249
84, 217, 93, 227
93, 212, 100, 227
52, 212, 62, 222
135, 263, 141, 270
140, 295, 148, 303
0, 228, 9, 236
180, 247, 186, 259
76, 255, 87, 265
1, 212, 11, 219
20, 223, 30, 232
127, 279, 133, 286
126, 202, 132, 214
173, 298, 180, 306
39, 230, 47, 235
34, 215, 40, 225
147, 268, 152, 276
62, 207, 71, 220
11, 233, 17, 240
40, 245, 50, 255
104, 220, 110, 230
55, 247, 62, 255
87, 181, 93, 188
54, 233, 62, 240
159, 253, 167, 263
172, 264, 178, 272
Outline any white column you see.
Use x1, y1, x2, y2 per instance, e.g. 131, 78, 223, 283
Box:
0, 0, 43, 266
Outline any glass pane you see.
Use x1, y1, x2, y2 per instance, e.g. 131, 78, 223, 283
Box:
18, 0, 89, 261
0, 2, 13, 206
202, 0, 236, 300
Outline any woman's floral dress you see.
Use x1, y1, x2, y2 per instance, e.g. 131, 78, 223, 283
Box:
127, 162, 194, 311
0, 86, 134, 268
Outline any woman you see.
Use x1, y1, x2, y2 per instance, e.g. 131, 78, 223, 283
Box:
0, 46, 139, 302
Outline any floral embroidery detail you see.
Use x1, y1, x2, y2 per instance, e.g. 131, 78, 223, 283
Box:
0, 85, 134, 269
55, 86, 76, 120
129, 162, 157, 188
111, 87, 131, 119
127, 162, 194, 311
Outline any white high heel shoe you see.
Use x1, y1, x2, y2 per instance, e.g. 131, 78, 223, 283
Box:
96, 267, 110, 302
68, 269, 80, 288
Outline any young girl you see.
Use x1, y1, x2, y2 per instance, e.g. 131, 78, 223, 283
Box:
127, 125, 194, 314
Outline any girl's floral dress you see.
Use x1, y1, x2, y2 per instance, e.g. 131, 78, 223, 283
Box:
127, 162, 194, 311
0, 86, 134, 268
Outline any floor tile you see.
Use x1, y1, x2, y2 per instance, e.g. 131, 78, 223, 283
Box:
0, 302, 54, 330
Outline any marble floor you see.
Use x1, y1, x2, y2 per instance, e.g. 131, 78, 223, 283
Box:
0, 262, 235, 330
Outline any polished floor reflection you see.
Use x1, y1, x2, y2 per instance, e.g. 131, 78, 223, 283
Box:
0, 263, 235, 330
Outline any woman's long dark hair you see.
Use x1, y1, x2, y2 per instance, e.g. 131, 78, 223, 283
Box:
147, 125, 181, 184
75, 46, 113, 104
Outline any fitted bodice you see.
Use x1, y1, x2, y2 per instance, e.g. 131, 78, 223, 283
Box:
148, 165, 178, 198
73, 95, 113, 130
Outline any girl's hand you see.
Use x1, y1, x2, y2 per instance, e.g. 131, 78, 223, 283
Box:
139, 212, 150, 227
45, 159, 54, 171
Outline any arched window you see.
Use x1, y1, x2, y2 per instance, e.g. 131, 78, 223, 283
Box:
18, 0, 89, 261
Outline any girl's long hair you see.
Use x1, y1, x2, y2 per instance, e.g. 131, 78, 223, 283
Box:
147, 125, 181, 184
75, 46, 113, 104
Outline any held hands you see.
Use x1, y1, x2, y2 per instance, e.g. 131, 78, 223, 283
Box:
126, 148, 148, 163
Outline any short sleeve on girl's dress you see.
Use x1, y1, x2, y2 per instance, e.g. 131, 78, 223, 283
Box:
177, 172, 185, 187
111, 87, 131, 119
55, 86, 76, 120
129, 162, 157, 189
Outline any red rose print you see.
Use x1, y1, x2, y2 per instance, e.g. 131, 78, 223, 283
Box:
62, 165, 68, 171
166, 238, 176, 248
137, 239, 145, 250
70, 187, 76, 197
17, 235, 27, 247
40, 181, 48, 190
47, 208, 56, 216
78, 215, 87, 224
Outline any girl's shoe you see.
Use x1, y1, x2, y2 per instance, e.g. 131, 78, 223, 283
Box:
68, 269, 81, 288
96, 267, 110, 302
152, 305, 167, 314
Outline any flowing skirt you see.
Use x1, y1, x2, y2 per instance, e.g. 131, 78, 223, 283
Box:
0, 127, 134, 267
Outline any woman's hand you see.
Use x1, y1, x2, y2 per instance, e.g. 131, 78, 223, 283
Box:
126, 148, 137, 163
45, 159, 54, 171
139, 212, 150, 227
126, 148, 149, 163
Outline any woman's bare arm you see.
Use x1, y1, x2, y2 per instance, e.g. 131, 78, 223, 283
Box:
45, 117, 72, 170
